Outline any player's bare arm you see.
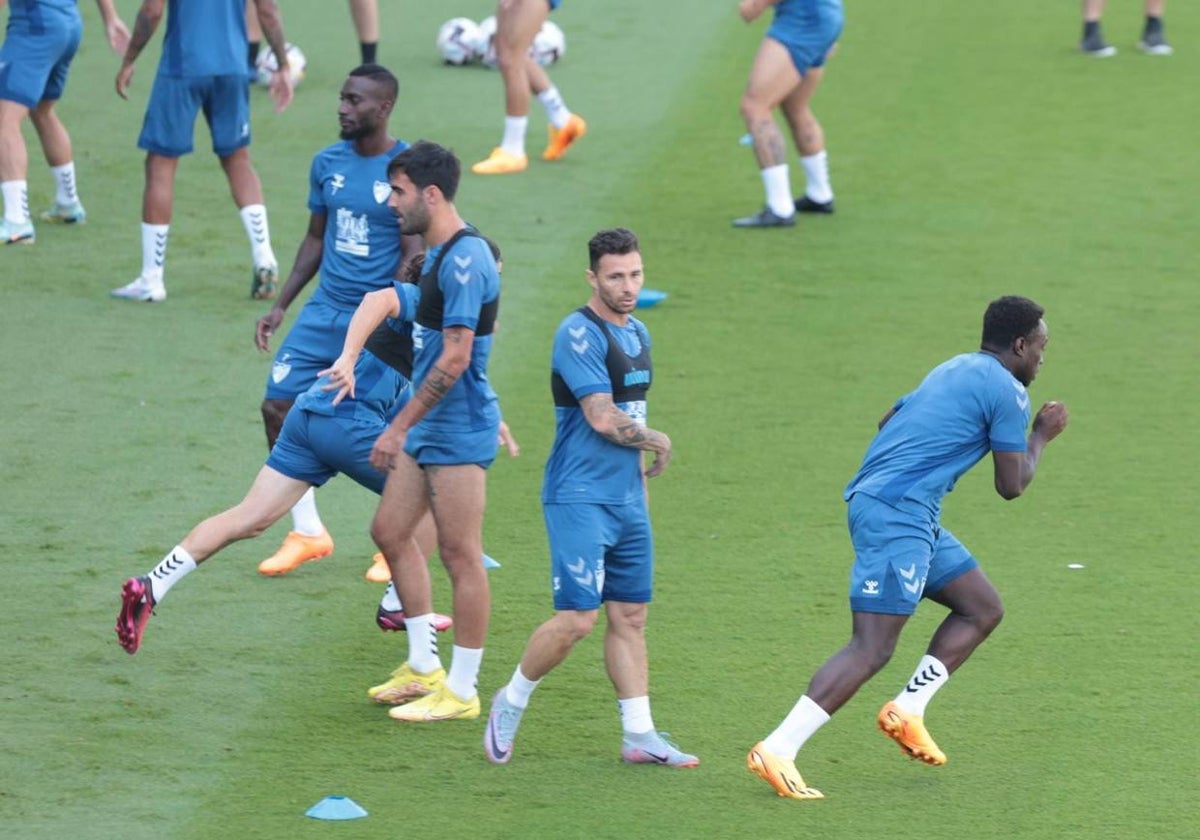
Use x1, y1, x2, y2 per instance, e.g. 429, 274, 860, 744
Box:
94, 0, 131, 54
252, 0, 293, 112
579, 392, 672, 477
254, 213, 326, 351
318, 287, 403, 404
739, 0, 782, 24
992, 401, 1069, 500
115, 0, 164, 98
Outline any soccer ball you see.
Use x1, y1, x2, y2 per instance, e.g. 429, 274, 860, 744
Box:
437, 17, 484, 66
531, 21, 566, 67
477, 15, 498, 69
255, 43, 306, 86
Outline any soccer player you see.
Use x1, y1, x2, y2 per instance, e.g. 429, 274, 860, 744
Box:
0, 0, 129, 245
110, 0, 293, 302
471, 0, 586, 175
483, 228, 698, 767
732, 0, 843, 229
253, 65, 420, 580
747, 296, 1070, 800
246, 0, 380, 70
1080, 0, 1171, 57
365, 141, 503, 722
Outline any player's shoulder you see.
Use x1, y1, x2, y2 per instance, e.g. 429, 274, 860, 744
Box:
441, 231, 497, 272
312, 140, 354, 168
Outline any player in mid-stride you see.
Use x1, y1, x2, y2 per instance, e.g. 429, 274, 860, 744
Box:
483, 227, 698, 768
748, 295, 1069, 799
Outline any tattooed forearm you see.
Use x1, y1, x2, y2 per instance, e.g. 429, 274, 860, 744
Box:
415, 365, 459, 409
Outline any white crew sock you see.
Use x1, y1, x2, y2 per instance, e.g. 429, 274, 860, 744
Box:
446, 645, 483, 700
239, 203, 275, 267
141, 223, 169, 283
893, 654, 949, 717
504, 665, 542, 709
618, 696, 655, 735
288, 487, 324, 536
2, 180, 29, 224
147, 545, 198, 603
380, 581, 403, 612
50, 162, 79, 206
800, 150, 834, 203
404, 613, 442, 674
760, 164, 794, 218
537, 86, 571, 130
762, 694, 831, 760
500, 116, 528, 158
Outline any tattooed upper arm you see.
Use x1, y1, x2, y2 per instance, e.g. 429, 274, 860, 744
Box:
579, 392, 616, 426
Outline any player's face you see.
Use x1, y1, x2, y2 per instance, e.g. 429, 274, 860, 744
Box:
1014, 319, 1048, 386
588, 251, 644, 317
387, 171, 430, 235
337, 77, 387, 140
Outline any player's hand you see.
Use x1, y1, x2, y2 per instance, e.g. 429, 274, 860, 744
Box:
115, 62, 135, 99
738, 0, 767, 23
643, 431, 672, 478
370, 426, 406, 472
1032, 401, 1069, 443
497, 421, 520, 457
107, 20, 131, 55
269, 68, 294, 114
318, 355, 357, 405
255, 307, 285, 352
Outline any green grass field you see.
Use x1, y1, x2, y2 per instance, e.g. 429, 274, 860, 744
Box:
2, 1, 1197, 837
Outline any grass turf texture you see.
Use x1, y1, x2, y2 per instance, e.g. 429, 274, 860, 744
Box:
2, 1, 1197, 838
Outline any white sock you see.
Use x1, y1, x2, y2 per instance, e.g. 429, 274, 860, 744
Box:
446, 645, 483, 700
50, 162, 79, 206
618, 695, 655, 735
380, 581, 402, 612
537, 86, 571, 130
288, 487, 323, 536
2, 180, 29, 225
404, 613, 442, 674
500, 116, 528, 158
504, 665, 541, 709
762, 694, 831, 760
893, 654, 949, 716
239, 203, 275, 267
800, 150, 833, 203
147, 545, 197, 603
760, 164, 794, 218
141, 223, 169, 283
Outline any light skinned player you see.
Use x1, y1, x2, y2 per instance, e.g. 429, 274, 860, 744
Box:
748, 296, 1069, 799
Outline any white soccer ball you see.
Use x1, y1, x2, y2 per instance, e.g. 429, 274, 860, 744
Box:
477, 15, 498, 69
531, 21, 566, 67
437, 17, 484, 66
255, 43, 306, 86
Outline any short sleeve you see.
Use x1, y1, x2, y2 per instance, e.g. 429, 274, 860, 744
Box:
552, 318, 611, 400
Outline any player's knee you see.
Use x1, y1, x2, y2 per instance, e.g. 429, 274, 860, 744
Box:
739, 95, 770, 125
848, 634, 898, 674
976, 596, 1005, 635
559, 610, 599, 641
369, 516, 400, 556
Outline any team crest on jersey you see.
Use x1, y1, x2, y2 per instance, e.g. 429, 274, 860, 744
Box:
330, 173, 345, 194
335, 207, 370, 256
373, 180, 391, 204
271, 353, 292, 384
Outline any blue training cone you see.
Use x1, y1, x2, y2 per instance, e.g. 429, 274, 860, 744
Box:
306, 795, 368, 821
637, 289, 668, 309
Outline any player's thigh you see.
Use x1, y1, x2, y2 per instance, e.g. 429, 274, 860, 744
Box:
203, 74, 252, 157
744, 37, 803, 112
543, 503, 610, 611
603, 501, 654, 605
425, 463, 487, 551
308, 415, 388, 495
780, 65, 825, 121
374, 452, 430, 542
237, 464, 316, 526
497, 0, 547, 50
139, 75, 204, 157
264, 301, 353, 400
846, 494, 935, 616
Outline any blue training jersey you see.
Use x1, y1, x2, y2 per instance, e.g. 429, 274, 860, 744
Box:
543, 310, 652, 506
294, 320, 412, 426
308, 139, 410, 310
158, 0, 245, 78
774, 0, 844, 30
844, 352, 1031, 521
409, 233, 501, 434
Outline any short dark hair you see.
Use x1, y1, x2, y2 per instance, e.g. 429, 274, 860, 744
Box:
981, 296, 1045, 349
588, 227, 639, 271
349, 63, 398, 101
386, 140, 460, 201
402, 252, 425, 283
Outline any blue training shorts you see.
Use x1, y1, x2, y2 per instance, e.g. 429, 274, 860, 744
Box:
138, 73, 250, 157
846, 493, 978, 616
543, 501, 653, 611
266, 409, 389, 494
767, 13, 843, 75
264, 300, 355, 401
0, 7, 82, 108
404, 423, 497, 469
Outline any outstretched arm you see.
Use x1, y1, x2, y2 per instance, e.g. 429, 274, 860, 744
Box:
579, 392, 672, 478
992, 401, 1069, 500
318, 287, 403, 404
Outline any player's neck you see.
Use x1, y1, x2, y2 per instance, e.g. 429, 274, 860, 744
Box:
979, 346, 1017, 376
352, 132, 396, 158
588, 300, 630, 327
422, 209, 467, 249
